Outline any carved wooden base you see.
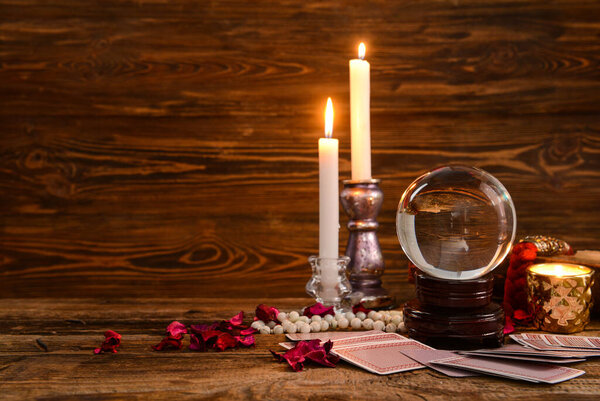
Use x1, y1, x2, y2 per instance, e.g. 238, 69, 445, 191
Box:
404, 272, 504, 349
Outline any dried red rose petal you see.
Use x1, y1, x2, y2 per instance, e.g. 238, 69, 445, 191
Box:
352, 302, 372, 314
214, 311, 256, 336
255, 304, 280, 323
94, 330, 122, 354
152, 336, 184, 351
190, 322, 219, 333
303, 303, 334, 318
189, 334, 206, 352
235, 335, 255, 347
214, 332, 238, 351
271, 340, 339, 372
228, 311, 244, 327
200, 329, 224, 343
239, 327, 256, 336
153, 321, 187, 351
189, 313, 255, 352
166, 321, 187, 338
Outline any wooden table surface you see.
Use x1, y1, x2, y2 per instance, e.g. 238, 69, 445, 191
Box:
1, 297, 599, 400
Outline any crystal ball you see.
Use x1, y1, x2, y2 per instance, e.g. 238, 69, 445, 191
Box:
396, 166, 516, 280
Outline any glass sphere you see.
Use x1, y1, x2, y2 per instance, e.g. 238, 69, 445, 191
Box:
396, 165, 516, 280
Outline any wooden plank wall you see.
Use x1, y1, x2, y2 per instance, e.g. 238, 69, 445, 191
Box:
1, 0, 599, 298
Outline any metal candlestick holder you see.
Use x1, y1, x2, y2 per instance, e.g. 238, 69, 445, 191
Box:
341, 179, 395, 309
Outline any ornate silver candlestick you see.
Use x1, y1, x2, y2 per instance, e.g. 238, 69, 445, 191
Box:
341, 179, 394, 309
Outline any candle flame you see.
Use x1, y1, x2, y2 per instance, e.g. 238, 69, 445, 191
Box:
555, 264, 565, 277
325, 97, 333, 138
529, 263, 591, 277
358, 42, 366, 60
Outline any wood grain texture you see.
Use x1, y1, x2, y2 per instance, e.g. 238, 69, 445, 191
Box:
0, 0, 599, 297
0, 298, 599, 400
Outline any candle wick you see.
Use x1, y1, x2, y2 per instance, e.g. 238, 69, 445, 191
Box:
358, 43, 366, 60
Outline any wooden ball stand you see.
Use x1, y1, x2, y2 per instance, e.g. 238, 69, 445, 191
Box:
403, 271, 505, 349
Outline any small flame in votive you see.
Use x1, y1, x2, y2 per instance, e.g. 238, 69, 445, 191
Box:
555, 264, 565, 277
358, 43, 366, 59
325, 97, 333, 138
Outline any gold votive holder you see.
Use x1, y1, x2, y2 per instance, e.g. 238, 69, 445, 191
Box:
527, 263, 594, 333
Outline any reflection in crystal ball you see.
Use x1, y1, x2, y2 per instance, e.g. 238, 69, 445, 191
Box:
396, 166, 516, 280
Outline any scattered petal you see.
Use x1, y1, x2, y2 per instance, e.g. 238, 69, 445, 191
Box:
190, 322, 219, 333
94, 330, 122, 354
152, 336, 184, 351
228, 311, 244, 327
303, 303, 335, 318
352, 302, 372, 314
270, 340, 339, 371
200, 329, 223, 343
153, 321, 187, 351
235, 335, 255, 347
255, 304, 280, 323
214, 332, 238, 351
189, 313, 256, 352
189, 334, 206, 352
239, 327, 256, 336
166, 321, 187, 339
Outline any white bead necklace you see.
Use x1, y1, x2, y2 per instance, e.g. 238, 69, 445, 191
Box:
251, 309, 406, 335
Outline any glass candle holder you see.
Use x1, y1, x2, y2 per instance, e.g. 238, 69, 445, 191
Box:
527, 263, 595, 333
306, 256, 352, 310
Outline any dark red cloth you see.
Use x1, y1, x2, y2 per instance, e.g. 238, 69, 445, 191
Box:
503, 242, 538, 333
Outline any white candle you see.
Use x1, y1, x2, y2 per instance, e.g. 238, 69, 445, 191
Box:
319, 98, 339, 259
349, 42, 372, 181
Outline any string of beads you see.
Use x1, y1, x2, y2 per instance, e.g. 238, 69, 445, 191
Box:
251, 310, 406, 335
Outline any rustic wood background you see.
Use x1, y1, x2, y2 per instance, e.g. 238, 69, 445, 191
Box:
1, 0, 599, 298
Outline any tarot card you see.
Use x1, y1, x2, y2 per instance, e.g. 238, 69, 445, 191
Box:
458, 351, 585, 364
460, 343, 583, 358
431, 355, 585, 384
332, 332, 409, 348
522, 333, 600, 349
330, 340, 428, 375
401, 349, 478, 377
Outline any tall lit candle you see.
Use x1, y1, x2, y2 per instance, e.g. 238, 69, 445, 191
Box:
319, 98, 339, 259
349, 42, 371, 181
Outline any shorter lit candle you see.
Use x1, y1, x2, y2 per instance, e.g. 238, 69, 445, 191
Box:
318, 98, 340, 303
319, 98, 339, 259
